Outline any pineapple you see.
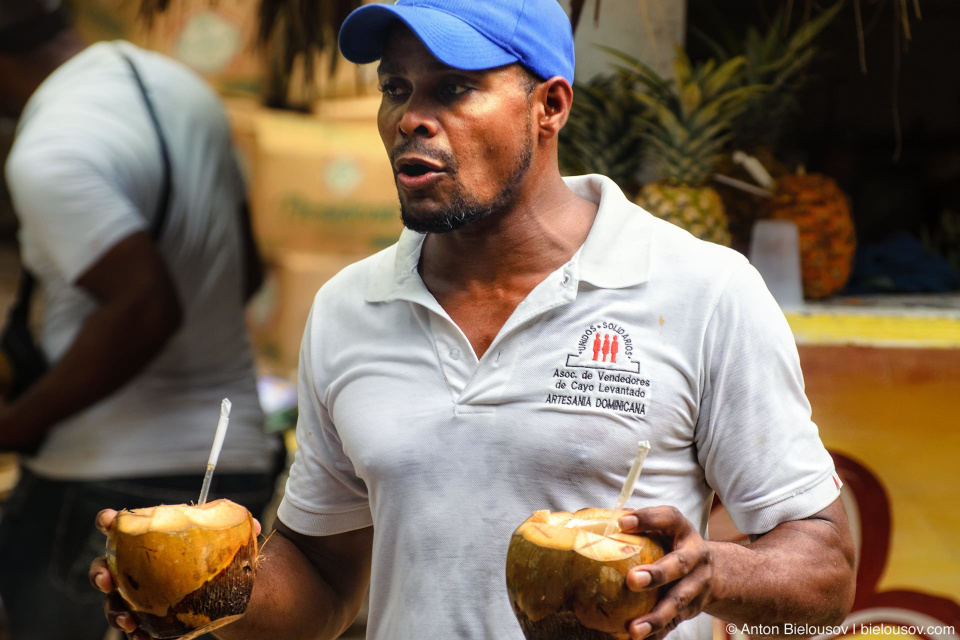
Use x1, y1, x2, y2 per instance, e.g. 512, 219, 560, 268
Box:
559, 73, 647, 198
762, 169, 856, 299
639, 186, 730, 245
695, 3, 842, 153
695, 3, 842, 251
610, 47, 764, 246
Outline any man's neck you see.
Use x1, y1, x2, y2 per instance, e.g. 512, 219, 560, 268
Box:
2, 30, 86, 116
419, 171, 598, 289
417, 170, 599, 359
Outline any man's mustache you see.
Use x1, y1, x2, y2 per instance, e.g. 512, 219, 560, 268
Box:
389, 140, 458, 173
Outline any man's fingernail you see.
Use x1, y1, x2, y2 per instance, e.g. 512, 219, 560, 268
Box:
117, 613, 136, 632
94, 573, 108, 592
620, 514, 639, 530
633, 621, 652, 638
629, 569, 652, 589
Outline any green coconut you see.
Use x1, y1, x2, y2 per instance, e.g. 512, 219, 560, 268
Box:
506, 508, 665, 640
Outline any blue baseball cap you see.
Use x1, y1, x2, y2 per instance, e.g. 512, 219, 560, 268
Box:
338, 0, 575, 85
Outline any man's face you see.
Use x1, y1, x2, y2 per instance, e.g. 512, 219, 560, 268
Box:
377, 25, 536, 233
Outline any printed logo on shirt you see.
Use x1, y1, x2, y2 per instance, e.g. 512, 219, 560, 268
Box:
544, 321, 650, 417
567, 321, 640, 373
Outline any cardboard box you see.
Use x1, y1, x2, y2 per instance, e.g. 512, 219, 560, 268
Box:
247, 250, 370, 378
245, 102, 404, 257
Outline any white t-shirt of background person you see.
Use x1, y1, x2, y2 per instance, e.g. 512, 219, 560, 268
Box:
278, 175, 842, 640
5, 41, 277, 479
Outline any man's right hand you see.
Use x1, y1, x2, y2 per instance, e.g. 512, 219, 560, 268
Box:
91, 507, 371, 640
89, 509, 152, 639
91, 508, 268, 640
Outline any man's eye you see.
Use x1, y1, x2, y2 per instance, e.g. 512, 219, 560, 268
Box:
378, 82, 406, 98
439, 84, 470, 97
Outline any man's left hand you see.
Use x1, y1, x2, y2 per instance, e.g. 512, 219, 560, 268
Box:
619, 506, 715, 640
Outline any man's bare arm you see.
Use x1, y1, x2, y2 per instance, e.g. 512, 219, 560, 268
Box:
705, 498, 856, 628
217, 520, 374, 640
0, 231, 181, 452
622, 497, 856, 639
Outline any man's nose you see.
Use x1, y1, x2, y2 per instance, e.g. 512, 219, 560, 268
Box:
398, 97, 439, 137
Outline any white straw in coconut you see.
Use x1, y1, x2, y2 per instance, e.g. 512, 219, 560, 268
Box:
198, 398, 232, 507
603, 440, 651, 536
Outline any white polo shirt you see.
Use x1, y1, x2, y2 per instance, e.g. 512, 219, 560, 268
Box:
278, 175, 841, 640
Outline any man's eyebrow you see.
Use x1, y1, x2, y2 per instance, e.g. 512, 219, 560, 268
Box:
378, 59, 476, 76
377, 61, 404, 76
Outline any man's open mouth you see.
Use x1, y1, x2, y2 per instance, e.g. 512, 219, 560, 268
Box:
394, 156, 447, 190
399, 163, 435, 177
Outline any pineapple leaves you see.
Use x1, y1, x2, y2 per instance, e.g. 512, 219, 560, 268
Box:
605, 44, 764, 186
679, 83, 703, 120
558, 73, 647, 194
642, 98, 691, 148
598, 46, 673, 100
788, 2, 844, 54
701, 58, 717, 77
688, 2, 841, 150
673, 46, 693, 87
690, 26, 731, 63
702, 57, 747, 100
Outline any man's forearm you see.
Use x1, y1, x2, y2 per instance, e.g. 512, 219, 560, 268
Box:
0, 231, 182, 452
216, 531, 364, 640
704, 506, 856, 633
0, 291, 179, 450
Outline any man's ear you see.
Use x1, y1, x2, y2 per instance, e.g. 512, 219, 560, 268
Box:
536, 76, 573, 140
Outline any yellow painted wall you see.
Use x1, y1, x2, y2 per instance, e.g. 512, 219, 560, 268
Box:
801, 346, 960, 599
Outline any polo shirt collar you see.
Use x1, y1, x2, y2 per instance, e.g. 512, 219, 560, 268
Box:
365, 174, 652, 303
566, 174, 653, 288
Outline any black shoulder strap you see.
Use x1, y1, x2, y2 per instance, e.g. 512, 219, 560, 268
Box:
9, 269, 37, 325
118, 48, 173, 242
9, 48, 175, 325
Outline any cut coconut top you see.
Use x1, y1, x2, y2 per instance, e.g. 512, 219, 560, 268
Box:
573, 531, 648, 561
517, 509, 651, 561
564, 518, 617, 535
115, 499, 250, 535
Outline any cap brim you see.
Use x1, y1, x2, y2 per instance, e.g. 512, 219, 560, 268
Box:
339, 4, 519, 72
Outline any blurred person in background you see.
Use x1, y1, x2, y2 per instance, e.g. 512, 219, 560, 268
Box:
0, 2, 282, 638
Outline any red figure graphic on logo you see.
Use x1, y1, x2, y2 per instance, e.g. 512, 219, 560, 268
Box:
611, 335, 619, 363
592, 333, 602, 361
601, 335, 611, 362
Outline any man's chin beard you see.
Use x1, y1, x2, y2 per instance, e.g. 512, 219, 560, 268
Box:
399, 145, 532, 234
400, 195, 502, 234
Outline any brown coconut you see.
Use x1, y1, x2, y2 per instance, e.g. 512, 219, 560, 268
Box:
506, 508, 665, 640
106, 499, 257, 640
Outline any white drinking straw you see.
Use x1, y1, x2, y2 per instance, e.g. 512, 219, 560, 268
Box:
603, 440, 651, 536
198, 398, 232, 507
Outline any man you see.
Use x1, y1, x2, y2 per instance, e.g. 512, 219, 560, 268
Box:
0, 3, 280, 639
93, 1, 856, 639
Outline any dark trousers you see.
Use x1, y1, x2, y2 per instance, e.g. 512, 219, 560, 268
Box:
0, 467, 281, 640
